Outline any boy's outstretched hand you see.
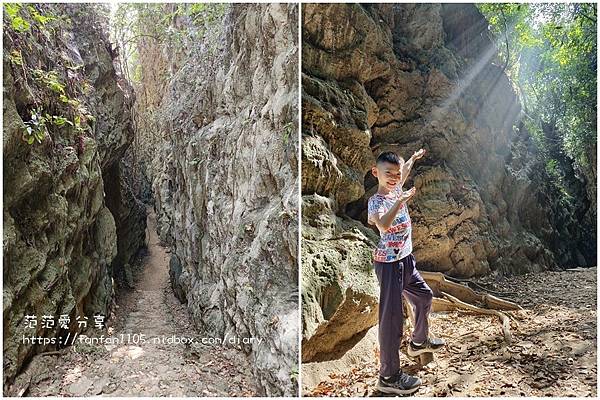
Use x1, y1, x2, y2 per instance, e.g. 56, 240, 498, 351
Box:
399, 187, 417, 203
413, 148, 426, 160
373, 187, 417, 232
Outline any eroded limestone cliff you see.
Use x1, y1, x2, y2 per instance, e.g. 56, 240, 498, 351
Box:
301, 3, 596, 361
130, 4, 299, 396
3, 4, 146, 385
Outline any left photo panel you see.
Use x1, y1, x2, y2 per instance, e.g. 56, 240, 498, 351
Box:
3, 3, 299, 397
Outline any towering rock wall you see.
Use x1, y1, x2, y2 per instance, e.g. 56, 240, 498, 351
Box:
131, 4, 299, 396
3, 4, 146, 385
301, 3, 596, 361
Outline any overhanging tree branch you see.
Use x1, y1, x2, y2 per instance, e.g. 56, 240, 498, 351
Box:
121, 34, 163, 48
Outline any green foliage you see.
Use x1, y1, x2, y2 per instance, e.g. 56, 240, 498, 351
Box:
159, 3, 227, 28
282, 122, 294, 145
8, 49, 23, 65
544, 158, 574, 201
21, 106, 78, 145
27, 5, 55, 26
49, 115, 73, 127
188, 4, 206, 15
6, 4, 97, 150
110, 3, 229, 84
11, 15, 30, 33
290, 365, 299, 383
4, 3, 30, 32
478, 3, 529, 73
478, 3, 597, 172
4, 3, 20, 19
33, 69, 66, 95
22, 108, 48, 145
4, 3, 56, 33
545, 158, 559, 177
188, 3, 227, 26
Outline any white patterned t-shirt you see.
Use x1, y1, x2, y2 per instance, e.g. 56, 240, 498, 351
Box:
367, 186, 413, 263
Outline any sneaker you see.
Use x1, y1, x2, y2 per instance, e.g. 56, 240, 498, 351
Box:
407, 337, 446, 357
376, 371, 421, 395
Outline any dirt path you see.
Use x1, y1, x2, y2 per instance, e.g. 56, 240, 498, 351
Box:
304, 267, 597, 397
12, 210, 258, 397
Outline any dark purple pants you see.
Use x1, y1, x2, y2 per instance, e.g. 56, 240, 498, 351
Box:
374, 253, 433, 377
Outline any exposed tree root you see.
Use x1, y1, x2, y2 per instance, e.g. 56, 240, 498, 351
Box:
402, 271, 521, 348
420, 271, 523, 311
444, 275, 516, 298
435, 292, 513, 343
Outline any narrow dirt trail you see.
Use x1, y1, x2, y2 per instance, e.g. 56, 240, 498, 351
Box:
13, 210, 258, 397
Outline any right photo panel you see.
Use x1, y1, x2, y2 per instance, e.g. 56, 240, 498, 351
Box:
301, 3, 597, 397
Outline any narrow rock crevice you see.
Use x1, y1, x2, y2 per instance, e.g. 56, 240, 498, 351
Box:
102, 161, 147, 289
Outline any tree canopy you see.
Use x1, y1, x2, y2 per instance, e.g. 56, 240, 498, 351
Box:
109, 3, 227, 84
478, 3, 596, 182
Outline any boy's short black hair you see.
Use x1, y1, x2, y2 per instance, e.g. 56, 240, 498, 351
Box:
376, 151, 404, 165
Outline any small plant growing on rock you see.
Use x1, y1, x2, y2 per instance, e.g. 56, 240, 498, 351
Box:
49, 115, 73, 127
32, 69, 66, 95
282, 121, 294, 145
4, 3, 30, 33
27, 5, 56, 27
22, 107, 48, 144
22, 105, 78, 145
8, 49, 23, 66
73, 115, 87, 134
290, 365, 299, 385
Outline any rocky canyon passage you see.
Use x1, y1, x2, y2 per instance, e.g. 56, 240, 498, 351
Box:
7, 210, 258, 396
4, 3, 298, 397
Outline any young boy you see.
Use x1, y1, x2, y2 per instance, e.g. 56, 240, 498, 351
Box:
367, 150, 445, 395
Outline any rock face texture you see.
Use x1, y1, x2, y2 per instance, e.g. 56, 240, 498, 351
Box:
130, 4, 299, 396
3, 4, 146, 386
301, 3, 596, 361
